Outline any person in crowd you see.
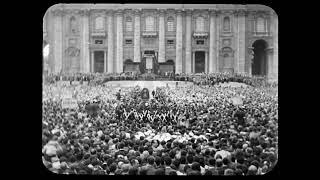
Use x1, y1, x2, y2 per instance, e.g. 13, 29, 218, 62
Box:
42, 71, 278, 175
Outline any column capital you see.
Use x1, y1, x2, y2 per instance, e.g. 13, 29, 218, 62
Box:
51, 9, 65, 16
234, 9, 247, 16
115, 9, 123, 16
133, 9, 142, 15
106, 10, 114, 16
158, 8, 166, 15
209, 9, 218, 16
79, 9, 90, 16
265, 47, 274, 54
175, 9, 183, 15
185, 9, 193, 16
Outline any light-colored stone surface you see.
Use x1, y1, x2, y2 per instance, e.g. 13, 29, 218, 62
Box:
134, 11, 141, 63
158, 10, 165, 63
46, 4, 277, 80
116, 11, 123, 73
107, 12, 114, 73
175, 11, 183, 73
185, 11, 192, 73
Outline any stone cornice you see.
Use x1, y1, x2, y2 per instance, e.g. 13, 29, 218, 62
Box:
51, 9, 65, 16
79, 9, 90, 16
234, 9, 247, 16
115, 9, 123, 16
133, 9, 142, 15
185, 9, 193, 16
208, 9, 218, 16
106, 10, 114, 16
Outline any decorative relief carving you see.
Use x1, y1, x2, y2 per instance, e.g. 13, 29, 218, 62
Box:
65, 47, 80, 57
79, 9, 90, 16
223, 39, 231, 47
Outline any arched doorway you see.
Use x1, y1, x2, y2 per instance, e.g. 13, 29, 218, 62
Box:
252, 39, 268, 76
195, 51, 205, 73
94, 51, 104, 73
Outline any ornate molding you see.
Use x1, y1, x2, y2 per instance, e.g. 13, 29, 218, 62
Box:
65, 47, 80, 57
209, 9, 218, 16
265, 47, 274, 54
79, 9, 90, 16
248, 47, 254, 60
175, 9, 183, 15
106, 10, 114, 16
220, 9, 234, 15
133, 9, 142, 15
51, 9, 65, 16
158, 8, 166, 16
115, 9, 123, 16
185, 9, 193, 16
234, 9, 247, 16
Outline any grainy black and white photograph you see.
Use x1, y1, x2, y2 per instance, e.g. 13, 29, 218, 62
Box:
42, 3, 278, 175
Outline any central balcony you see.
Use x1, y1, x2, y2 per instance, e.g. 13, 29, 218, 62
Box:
142, 31, 158, 38
91, 30, 106, 37
193, 31, 209, 38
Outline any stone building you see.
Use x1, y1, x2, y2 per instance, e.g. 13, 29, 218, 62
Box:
43, 4, 278, 81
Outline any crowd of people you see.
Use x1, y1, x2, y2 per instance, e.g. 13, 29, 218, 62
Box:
44, 72, 276, 88
42, 74, 278, 175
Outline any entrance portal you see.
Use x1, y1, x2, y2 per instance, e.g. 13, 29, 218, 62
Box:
252, 40, 268, 76
195, 51, 205, 73
94, 51, 104, 73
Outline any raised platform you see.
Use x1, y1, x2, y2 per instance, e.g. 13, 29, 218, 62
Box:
104, 81, 194, 91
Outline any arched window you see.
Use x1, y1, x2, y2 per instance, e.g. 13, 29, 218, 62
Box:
256, 17, 265, 32
70, 16, 77, 34
145, 16, 154, 32
196, 16, 205, 32
125, 16, 133, 32
223, 17, 230, 32
167, 16, 174, 32
95, 16, 104, 30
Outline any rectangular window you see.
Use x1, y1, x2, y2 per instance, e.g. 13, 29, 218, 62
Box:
95, 40, 103, 45
125, 39, 133, 45
196, 40, 204, 45
167, 40, 174, 45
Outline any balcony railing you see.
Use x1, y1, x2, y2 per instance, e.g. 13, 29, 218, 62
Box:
142, 31, 158, 37
91, 30, 106, 37
193, 31, 209, 38
253, 31, 271, 37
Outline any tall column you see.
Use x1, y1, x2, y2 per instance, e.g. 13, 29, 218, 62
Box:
216, 10, 221, 73
238, 9, 246, 74
134, 9, 141, 63
175, 10, 183, 74
104, 51, 107, 72
158, 9, 166, 63
266, 48, 273, 80
272, 11, 278, 80
233, 10, 239, 73
107, 11, 114, 73
209, 10, 216, 73
205, 51, 208, 73
192, 51, 195, 73
115, 10, 123, 73
52, 9, 64, 74
91, 51, 94, 72
80, 9, 90, 73
185, 10, 192, 73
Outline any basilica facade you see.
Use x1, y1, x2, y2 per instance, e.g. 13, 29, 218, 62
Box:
43, 4, 278, 81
